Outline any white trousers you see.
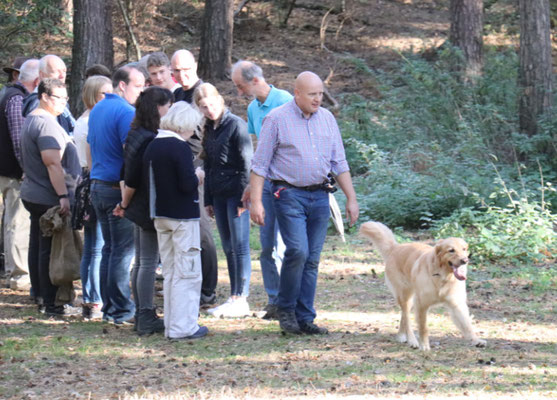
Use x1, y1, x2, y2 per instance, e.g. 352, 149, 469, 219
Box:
0, 176, 30, 278
155, 218, 202, 338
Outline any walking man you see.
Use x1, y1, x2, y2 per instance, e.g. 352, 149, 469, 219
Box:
249, 71, 359, 335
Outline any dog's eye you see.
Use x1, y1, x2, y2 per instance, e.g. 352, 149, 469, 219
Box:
448, 249, 455, 253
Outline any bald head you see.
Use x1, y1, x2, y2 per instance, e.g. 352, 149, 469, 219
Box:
294, 71, 323, 117
171, 50, 199, 90
39, 55, 67, 81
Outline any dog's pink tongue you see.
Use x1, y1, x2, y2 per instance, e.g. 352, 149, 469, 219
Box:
453, 266, 467, 281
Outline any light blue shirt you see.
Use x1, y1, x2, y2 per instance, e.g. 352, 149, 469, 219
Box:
247, 85, 293, 138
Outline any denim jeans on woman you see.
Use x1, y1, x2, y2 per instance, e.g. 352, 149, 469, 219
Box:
80, 217, 103, 305
272, 185, 330, 324
212, 195, 251, 297
90, 181, 135, 323
130, 225, 159, 311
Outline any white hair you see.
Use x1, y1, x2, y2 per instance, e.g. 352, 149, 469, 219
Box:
18, 59, 40, 83
160, 101, 202, 133
39, 54, 64, 74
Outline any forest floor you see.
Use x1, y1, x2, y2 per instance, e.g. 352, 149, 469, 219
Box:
0, 229, 556, 400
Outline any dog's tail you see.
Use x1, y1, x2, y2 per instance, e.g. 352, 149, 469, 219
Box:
359, 221, 397, 259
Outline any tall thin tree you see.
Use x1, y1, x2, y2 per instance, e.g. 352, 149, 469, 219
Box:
518, 0, 553, 136
449, 0, 484, 81
198, 0, 234, 80
70, 0, 113, 116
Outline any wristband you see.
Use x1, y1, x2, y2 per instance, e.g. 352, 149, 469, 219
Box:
58, 194, 69, 199
119, 202, 128, 210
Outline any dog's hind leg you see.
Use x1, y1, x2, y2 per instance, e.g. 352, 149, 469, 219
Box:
397, 293, 415, 345
415, 300, 431, 351
447, 300, 486, 348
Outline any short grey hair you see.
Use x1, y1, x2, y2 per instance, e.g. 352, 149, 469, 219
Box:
19, 59, 40, 83
39, 54, 63, 74
232, 60, 264, 83
160, 101, 202, 133
147, 52, 170, 69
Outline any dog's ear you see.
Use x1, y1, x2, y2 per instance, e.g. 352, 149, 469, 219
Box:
435, 240, 444, 256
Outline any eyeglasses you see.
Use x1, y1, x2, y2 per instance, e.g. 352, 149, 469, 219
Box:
50, 94, 69, 102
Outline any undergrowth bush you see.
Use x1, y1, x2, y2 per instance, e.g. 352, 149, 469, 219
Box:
431, 183, 556, 265
339, 48, 557, 228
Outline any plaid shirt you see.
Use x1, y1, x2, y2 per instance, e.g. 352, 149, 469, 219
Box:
5, 93, 25, 167
251, 100, 349, 187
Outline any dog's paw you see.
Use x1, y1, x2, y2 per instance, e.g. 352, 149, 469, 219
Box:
408, 337, 420, 349
419, 341, 431, 351
396, 333, 407, 343
473, 338, 487, 348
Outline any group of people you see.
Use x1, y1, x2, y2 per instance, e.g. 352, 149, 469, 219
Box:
0, 49, 359, 339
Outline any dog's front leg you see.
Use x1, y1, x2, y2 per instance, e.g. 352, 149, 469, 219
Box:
447, 301, 486, 348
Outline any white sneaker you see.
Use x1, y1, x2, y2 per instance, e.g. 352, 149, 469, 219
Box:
208, 297, 251, 318
207, 297, 235, 317
220, 297, 251, 318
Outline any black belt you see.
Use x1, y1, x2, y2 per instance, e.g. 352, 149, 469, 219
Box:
271, 180, 324, 192
91, 179, 120, 187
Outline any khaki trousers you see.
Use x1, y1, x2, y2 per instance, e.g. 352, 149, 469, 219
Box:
0, 176, 30, 280
155, 218, 202, 338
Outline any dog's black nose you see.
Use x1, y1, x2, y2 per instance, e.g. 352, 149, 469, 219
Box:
460, 257, 469, 265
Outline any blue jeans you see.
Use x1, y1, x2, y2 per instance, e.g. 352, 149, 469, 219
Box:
80, 218, 103, 304
260, 180, 284, 305
91, 181, 135, 323
212, 196, 251, 297
273, 185, 330, 323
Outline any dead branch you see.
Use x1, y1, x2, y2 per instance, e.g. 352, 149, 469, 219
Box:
116, 0, 141, 61
323, 86, 339, 111
319, 7, 334, 52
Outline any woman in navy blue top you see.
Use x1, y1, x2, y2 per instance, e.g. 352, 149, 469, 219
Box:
194, 83, 253, 318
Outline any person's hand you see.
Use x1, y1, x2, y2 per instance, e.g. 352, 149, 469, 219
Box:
241, 185, 251, 209
250, 200, 265, 226
195, 167, 205, 185
58, 197, 70, 217
345, 197, 359, 227
113, 203, 125, 218
205, 205, 214, 218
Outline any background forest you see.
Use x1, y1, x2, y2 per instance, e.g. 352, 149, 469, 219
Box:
0, 0, 555, 264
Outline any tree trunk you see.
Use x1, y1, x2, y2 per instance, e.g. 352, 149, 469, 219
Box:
70, 0, 113, 116
449, 0, 483, 81
198, 0, 234, 80
518, 0, 553, 136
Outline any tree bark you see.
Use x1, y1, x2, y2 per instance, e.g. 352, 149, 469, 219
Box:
198, 0, 234, 80
518, 0, 553, 136
70, 0, 113, 116
449, 0, 484, 81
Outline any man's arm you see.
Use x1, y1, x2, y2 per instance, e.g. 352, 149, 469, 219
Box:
5, 96, 25, 168
249, 172, 266, 226
335, 171, 359, 226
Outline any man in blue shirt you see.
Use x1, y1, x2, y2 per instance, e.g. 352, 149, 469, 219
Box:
232, 60, 292, 320
88, 66, 145, 325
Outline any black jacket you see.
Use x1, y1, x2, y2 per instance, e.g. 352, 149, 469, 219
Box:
123, 126, 156, 230
0, 83, 27, 178
202, 110, 252, 207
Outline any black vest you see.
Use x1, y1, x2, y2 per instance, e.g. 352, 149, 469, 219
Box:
0, 83, 28, 179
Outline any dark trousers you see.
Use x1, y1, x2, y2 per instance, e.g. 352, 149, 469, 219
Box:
198, 184, 218, 297
22, 200, 57, 306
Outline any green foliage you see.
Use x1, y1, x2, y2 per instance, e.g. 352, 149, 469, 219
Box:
431, 179, 556, 264
0, 0, 68, 56
339, 49, 556, 229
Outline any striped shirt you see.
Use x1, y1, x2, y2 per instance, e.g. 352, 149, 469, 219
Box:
251, 99, 349, 187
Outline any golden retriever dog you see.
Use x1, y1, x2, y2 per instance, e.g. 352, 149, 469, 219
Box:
360, 221, 486, 351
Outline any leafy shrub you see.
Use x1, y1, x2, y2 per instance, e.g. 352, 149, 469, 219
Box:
431, 184, 557, 264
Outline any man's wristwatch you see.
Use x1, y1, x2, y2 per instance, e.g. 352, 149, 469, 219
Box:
58, 193, 69, 199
